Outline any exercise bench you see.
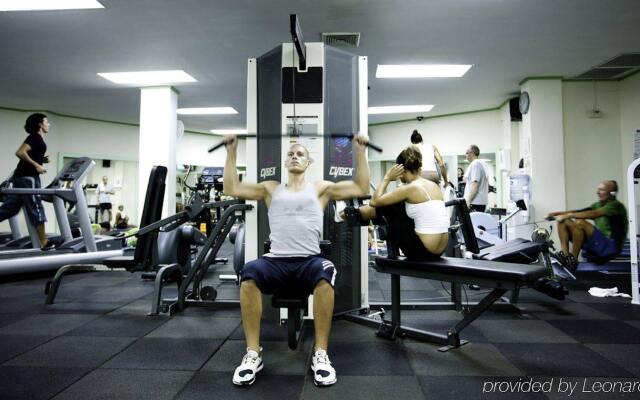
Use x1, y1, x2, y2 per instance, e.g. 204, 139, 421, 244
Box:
371, 256, 547, 351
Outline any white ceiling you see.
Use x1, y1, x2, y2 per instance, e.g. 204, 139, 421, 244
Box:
0, 0, 639, 132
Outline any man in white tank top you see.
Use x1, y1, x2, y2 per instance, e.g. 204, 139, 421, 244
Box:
223, 134, 370, 387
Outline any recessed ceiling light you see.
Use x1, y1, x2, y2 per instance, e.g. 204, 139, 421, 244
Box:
0, 0, 104, 11
97, 70, 196, 86
376, 64, 472, 78
178, 107, 238, 115
210, 129, 248, 135
368, 105, 434, 114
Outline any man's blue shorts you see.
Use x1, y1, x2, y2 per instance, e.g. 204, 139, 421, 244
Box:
240, 255, 336, 297
582, 228, 619, 259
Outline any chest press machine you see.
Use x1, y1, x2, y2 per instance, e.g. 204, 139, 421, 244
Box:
234, 15, 370, 344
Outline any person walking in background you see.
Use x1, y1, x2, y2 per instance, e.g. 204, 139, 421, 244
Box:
463, 144, 489, 212
410, 130, 448, 185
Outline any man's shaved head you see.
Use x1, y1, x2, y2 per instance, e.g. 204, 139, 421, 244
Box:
289, 143, 309, 157
597, 180, 618, 202
603, 180, 617, 193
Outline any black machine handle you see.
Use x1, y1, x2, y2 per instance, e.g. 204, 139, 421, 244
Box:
207, 133, 383, 154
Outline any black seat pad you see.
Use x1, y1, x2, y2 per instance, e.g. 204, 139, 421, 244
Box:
374, 256, 547, 285
272, 296, 307, 308
475, 238, 543, 263
103, 256, 137, 269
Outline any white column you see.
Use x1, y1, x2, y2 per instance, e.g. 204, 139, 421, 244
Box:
138, 87, 177, 218
520, 79, 566, 222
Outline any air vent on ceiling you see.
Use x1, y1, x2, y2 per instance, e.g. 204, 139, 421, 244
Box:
575, 67, 633, 80
322, 32, 360, 47
573, 53, 640, 80
600, 53, 640, 68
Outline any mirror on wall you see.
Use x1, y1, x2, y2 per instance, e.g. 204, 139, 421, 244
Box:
369, 152, 501, 208
175, 165, 245, 212
175, 165, 245, 235
370, 158, 459, 195
63, 157, 139, 227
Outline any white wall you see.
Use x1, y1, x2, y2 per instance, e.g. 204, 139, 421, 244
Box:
498, 102, 521, 206
369, 110, 503, 162
54, 115, 140, 227
521, 79, 566, 221
176, 130, 246, 168
563, 81, 622, 210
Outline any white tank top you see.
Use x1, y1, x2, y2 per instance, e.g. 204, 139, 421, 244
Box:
405, 187, 449, 234
267, 183, 323, 257
416, 143, 437, 172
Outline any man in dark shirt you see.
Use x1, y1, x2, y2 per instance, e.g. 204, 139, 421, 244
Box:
0, 113, 52, 249
547, 180, 627, 269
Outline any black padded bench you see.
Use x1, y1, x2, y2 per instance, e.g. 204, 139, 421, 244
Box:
372, 256, 547, 351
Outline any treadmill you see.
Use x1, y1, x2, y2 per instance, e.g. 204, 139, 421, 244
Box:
0, 176, 45, 250
0, 157, 125, 275
0, 212, 23, 246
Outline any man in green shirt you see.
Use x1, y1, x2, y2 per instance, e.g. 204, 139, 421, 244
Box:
547, 180, 627, 270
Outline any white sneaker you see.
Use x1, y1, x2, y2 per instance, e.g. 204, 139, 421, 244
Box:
311, 349, 337, 386
232, 347, 263, 386
334, 201, 346, 223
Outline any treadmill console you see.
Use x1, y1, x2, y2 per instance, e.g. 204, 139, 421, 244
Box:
53, 158, 94, 184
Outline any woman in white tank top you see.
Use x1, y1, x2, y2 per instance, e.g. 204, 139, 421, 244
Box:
410, 130, 448, 186
353, 146, 449, 259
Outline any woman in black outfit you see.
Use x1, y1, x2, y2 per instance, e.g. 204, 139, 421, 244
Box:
0, 113, 52, 249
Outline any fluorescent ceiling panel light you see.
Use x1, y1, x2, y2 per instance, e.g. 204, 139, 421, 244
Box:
97, 70, 196, 86
0, 0, 104, 11
210, 129, 248, 135
376, 64, 472, 78
178, 107, 238, 115
368, 105, 434, 114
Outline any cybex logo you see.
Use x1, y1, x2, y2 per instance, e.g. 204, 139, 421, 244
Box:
260, 167, 277, 179
329, 166, 354, 178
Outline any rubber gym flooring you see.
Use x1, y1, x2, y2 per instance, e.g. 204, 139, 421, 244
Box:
1, 241, 639, 399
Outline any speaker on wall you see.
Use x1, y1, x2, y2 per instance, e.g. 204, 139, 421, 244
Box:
102, 160, 111, 168
509, 97, 522, 122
